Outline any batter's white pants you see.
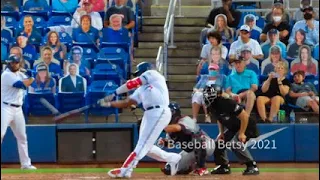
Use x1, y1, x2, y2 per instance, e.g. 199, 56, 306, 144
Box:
122, 107, 181, 173
1, 103, 32, 166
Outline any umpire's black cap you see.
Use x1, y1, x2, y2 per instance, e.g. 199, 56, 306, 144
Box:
6, 54, 20, 63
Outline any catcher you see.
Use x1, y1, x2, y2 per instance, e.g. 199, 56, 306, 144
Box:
159, 102, 215, 176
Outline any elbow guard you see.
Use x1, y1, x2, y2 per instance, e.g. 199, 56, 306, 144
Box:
126, 77, 142, 90
12, 81, 27, 90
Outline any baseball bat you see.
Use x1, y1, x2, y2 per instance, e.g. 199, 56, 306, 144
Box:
53, 103, 97, 123
40, 98, 60, 115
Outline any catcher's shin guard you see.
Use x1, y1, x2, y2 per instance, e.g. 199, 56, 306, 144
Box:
194, 135, 207, 168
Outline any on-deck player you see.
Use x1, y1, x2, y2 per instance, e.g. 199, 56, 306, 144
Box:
97, 62, 181, 178
1, 54, 37, 170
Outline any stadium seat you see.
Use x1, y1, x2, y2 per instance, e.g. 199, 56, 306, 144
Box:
19, 15, 47, 36
24, 92, 57, 120
42, 32, 73, 52
86, 80, 119, 123
22, 10, 50, 21
304, 75, 319, 91
48, 11, 72, 26
92, 63, 124, 86
57, 92, 86, 113
2, 15, 18, 29
101, 28, 130, 47
72, 42, 99, 61
1, 11, 20, 21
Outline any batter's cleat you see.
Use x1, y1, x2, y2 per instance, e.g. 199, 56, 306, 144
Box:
108, 168, 132, 178
211, 164, 231, 174
192, 168, 209, 176
21, 165, 37, 170
242, 166, 259, 175
205, 115, 211, 123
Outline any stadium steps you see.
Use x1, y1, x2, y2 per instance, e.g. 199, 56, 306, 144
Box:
136, 58, 199, 65
142, 26, 203, 34
142, 17, 206, 26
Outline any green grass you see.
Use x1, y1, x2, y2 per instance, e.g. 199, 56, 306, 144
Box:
1, 168, 319, 174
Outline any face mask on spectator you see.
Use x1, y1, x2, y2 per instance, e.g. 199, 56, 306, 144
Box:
273, 16, 282, 22
115, 5, 124, 9
209, 70, 218, 77
304, 13, 313, 20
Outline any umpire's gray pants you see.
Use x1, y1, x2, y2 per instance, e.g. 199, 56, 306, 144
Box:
214, 130, 254, 165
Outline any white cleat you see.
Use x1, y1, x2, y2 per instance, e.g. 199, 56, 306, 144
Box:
107, 168, 132, 178
169, 154, 181, 176
21, 165, 37, 170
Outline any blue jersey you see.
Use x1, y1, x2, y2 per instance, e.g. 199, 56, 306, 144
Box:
30, 78, 55, 93
72, 27, 100, 43
21, 44, 38, 62
34, 62, 62, 77
1, 28, 13, 45
23, 0, 49, 11
16, 29, 42, 45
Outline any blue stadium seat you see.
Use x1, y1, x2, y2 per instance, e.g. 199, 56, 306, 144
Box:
101, 28, 130, 47
22, 10, 50, 21
86, 80, 119, 123
2, 15, 18, 29
24, 92, 57, 117
57, 92, 86, 113
48, 11, 72, 26
313, 44, 319, 61
236, 6, 258, 29
99, 47, 130, 77
72, 42, 99, 61
95, 57, 127, 79
92, 63, 124, 86
19, 15, 47, 36
304, 75, 319, 92
1, 11, 20, 21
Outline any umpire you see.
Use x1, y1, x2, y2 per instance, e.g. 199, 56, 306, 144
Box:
203, 84, 259, 175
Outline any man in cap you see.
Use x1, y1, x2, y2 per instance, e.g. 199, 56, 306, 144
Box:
238, 45, 259, 75
290, 6, 319, 45
1, 54, 37, 170
226, 56, 259, 116
243, 14, 261, 41
261, 29, 287, 59
294, 0, 319, 22
229, 25, 263, 60
14, 32, 38, 64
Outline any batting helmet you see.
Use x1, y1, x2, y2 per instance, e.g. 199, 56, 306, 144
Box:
168, 101, 181, 124
133, 62, 153, 77
203, 84, 222, 107
6, 54, 21, 63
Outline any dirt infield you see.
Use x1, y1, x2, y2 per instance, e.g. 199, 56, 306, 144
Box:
1, 172, 319, 180
1, 163, 319, 180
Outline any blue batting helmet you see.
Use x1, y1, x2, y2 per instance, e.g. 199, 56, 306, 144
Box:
168, 101, 181, 124
133, 62, 153, 77
6, 54, 20, 63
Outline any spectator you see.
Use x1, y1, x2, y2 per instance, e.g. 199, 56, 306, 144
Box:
45, 31, 67, 62
72, 15, 100, 44
265, 0, 290, 24
206, 0, 241, 28
256, 61, 290, 123
16, 15, 42, 45
230, 45, 259, 75
314, 43, 319, 60
29, 63, 56, 93
1, 0, 19, 11
1, 16, 13, 46
293, 0, 319, 22
66, 46, 90, 76
289, 70, 319, 114
71, 0, 103, 30
59, 63, 87, 93
287, 29, 309, 59
79, 0, 105, 12
102, 14, 130, 42
53, 0, 78, 12
13, 33, 37, 64
226, 56, 258, 116
23, 0, 50, 11
33, 46, 62, 77
229, 25, 263, 60
261, 29, 287, 59
290, 6, 319, 45
208, 14, 234, 43
261, 45, 288, 75
291, 45, 318, 76
198, 46, 230, 76
192, 64, 226, 123
242, 14, 262, 42
1, 43, 7, 61
104, 0, 135, 30
260, 6, 290, 45
10, 46, 30, 69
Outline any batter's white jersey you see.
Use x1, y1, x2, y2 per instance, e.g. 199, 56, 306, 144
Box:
1, 68, 27, 105
130, 70, 169, 109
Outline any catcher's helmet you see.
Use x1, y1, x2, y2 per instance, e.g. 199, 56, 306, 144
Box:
133, 62, 153, 77
6, 54, 20, 63
203, 84, 222, 107
168, 101, 181, 124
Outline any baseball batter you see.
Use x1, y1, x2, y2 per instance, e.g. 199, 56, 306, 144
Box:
1, 55, 36, 170
160, 102, 215, 176
97, 62, 181, 178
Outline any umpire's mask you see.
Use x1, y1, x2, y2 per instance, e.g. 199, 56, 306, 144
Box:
203, 84, 221, 107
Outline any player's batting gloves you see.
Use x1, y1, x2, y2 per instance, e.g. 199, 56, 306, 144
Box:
98, 100, 111, 107
103, 92, 116, 102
